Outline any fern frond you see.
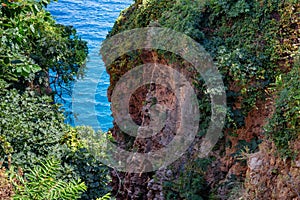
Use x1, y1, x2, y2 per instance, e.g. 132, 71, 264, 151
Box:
13, 157, 86, 200
97, 192, 112, 200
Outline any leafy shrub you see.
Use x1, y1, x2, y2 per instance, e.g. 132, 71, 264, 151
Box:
163, 158, 212, 200
0, 0, 87, 94
0, 90, 112, 199
0, 0, 112, 199
61, 127, 111, 200
0, 89, 67, 168
265, 58, 300, 158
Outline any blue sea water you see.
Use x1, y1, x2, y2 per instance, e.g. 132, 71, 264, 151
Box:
47, 0, 133, 131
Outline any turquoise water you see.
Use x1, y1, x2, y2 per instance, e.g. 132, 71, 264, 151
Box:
47, 0, 133, 131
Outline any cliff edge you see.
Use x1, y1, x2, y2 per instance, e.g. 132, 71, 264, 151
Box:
101, 1, 299, 199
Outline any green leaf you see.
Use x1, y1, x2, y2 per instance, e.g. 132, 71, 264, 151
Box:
29, 24, 35, 33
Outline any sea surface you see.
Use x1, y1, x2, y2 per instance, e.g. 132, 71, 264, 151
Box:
47, 0, 133, 131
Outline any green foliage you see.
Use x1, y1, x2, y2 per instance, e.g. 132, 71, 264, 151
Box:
0, 0, 111, 199
0, 89, 67, 168
234, 138, 261, 156
97, 192, 112, 200
61, 126, 111, 200
163, 158, 212, 200
108, 0, 174, 37
0, 0, 87, 93
159, 0, 205, 41
0, 91, 112, 199
0, 95, 112, 199
265, 58, 300, 158
12, 157, 86, 200
202, 0, 299, 124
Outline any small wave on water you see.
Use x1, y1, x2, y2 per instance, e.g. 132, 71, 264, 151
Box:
47, 0, 133, 131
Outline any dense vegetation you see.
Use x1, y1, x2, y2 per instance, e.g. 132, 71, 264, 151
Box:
106, 0, 299, 199
0, 0, 299, 199
0, 0, 111, 199
266, 59, 299, 158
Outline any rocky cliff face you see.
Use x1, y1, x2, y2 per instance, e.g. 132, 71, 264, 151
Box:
245, 140, 300, 199
102, 1, 299, 199
106, 50, 202, 199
